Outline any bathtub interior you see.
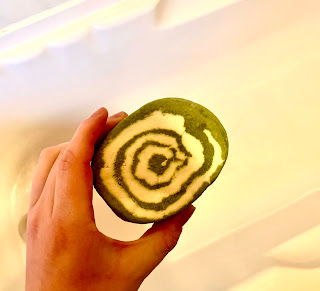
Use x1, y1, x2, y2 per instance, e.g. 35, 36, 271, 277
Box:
0, 0, 320, 290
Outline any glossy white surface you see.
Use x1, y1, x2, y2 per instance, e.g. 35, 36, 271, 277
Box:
0, 0, 320, 290
0, 0, 122, 30
0, 0, 68, 29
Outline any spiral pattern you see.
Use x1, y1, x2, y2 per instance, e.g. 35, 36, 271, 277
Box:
96, 110, 225, 222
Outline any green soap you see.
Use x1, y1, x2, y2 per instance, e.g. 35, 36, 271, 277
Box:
92, 98, 228, 223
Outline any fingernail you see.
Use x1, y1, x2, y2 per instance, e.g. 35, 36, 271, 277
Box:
179, 205, 196, 226
91, 107, 107, 118
110, 111, 126, 118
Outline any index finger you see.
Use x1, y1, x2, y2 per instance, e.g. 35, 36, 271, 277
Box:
66, 107, 109, 165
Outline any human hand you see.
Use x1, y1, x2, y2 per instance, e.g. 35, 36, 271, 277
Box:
26, 107, 195, 291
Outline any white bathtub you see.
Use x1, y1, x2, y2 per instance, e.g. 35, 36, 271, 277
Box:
0, 0, 320, 290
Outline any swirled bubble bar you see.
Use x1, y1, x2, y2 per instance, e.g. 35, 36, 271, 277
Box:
92, 98, 228, 223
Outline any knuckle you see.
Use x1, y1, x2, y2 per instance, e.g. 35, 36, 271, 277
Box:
48, 222, 70, 251
78, 118, 95, 139
59, 149, 75, 171
39, 143, 68, 161
162, 226, 182, 253
39, 147, 55, 160
79, 118, 92, 131
50, 218, 81, 250
26, 210, 40, 236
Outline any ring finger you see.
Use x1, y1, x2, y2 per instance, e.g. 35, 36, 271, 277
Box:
29, 142, 69, 210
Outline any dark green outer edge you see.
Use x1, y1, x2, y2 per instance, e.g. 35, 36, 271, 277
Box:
92, 98, 229, 224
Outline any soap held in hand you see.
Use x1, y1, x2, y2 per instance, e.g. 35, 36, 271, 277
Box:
92, 98, 228, 223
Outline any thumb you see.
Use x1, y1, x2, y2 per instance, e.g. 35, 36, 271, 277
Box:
128, 205, 196, 280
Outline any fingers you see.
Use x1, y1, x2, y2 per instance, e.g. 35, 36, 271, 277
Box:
65, 107, 109, 165
105, 111, 128, 132
29, 142, 69, 210
53, 109, 128, 220
127, 205, 196, 279
95, 111, 128, 148
37, 143, 69, 213
60, 109, 127, 166
51, 108, 108, 219
29, 108, 128, 221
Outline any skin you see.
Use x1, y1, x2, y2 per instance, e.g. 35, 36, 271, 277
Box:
26, 107, 196, 291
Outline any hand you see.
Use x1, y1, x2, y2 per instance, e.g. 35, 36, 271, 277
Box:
26, 107, 195, 291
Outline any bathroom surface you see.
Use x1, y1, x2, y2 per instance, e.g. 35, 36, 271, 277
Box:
0, 0, 70, 28
0, 0, 122, 31
1, 0, 320, 290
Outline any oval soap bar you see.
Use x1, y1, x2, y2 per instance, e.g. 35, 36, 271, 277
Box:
92, 98, 228, 223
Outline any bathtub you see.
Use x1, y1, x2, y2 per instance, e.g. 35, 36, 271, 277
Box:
0, 0, 320, 290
